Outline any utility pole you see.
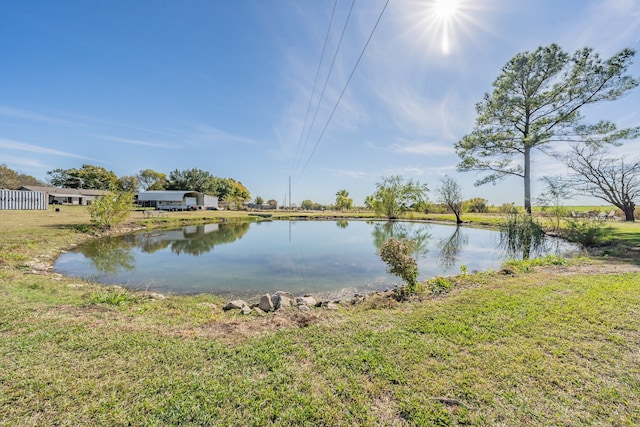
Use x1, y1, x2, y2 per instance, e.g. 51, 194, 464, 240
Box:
288, 176, 291, 209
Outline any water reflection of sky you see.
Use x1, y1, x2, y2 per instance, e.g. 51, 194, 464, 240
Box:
54, 220, 579, 299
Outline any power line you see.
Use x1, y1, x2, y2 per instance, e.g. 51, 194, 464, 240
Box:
290, 0, 339, 176
295, 0, 390, 185
291, 0, 355, 179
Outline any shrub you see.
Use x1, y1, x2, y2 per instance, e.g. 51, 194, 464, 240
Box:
562, 218, 607, 246
499, 203, 520, 214
428, 276, 453, 294
463, 197, 488, 213
500, 213, 546, 258
379, 238, 419, 294
88, 191, 135, 230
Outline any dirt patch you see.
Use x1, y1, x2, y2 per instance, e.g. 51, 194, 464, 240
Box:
186, 310, 342, 343
537, 259, 640, 276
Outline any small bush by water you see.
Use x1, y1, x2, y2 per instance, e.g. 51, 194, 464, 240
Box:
563, 218, 608, 246
379, 238, 419, 294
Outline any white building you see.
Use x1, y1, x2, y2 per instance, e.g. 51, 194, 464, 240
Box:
20, 186, 107, 206
137, 190, 218, 211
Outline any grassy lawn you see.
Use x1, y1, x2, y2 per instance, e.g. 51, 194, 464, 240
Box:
1, 206, 639, 426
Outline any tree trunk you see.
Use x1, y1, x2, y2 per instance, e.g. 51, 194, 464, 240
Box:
454, 212, 462, 224
524, 146, 532, 214
623, 205, 635, 221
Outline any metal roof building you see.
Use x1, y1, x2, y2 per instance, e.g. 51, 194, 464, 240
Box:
137, 190, 218, 211
20, 186, 107, 205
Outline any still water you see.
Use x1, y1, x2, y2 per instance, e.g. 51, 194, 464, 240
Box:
54, 220, 577, 299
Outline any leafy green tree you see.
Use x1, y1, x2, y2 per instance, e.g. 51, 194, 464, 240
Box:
87, 191, 134, 230
137, 169, 167, 190
370, 175, 429, 219
47, 164, 119, 190
335, 189, 353, 211
218, 179, 250, 210
364, 195, 375, 210
463, 197, 488, 213
230, 179, 250, 201
437, 176, 463, 224
301, 199, 314, 210
167, 168, 215, 193
0, 164, 44, 189
254, 196, 264, 205
456, 44, 639, 214
117, 175, 140, 192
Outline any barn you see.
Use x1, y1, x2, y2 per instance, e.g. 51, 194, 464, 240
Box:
0, 189, 47, 210
137, 190, 218, 211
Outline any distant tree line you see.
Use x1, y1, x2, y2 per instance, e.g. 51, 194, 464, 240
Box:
0, 163, 45, 189
0, 163, 253, 210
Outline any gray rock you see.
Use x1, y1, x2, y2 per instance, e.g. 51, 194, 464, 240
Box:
298, 304, 310, 311
253, 307, 266, 315
326, 302, 339, 310
258, 294, 275, 312
272, 291, 295, 309
241, 305, 252, 315
296, 296, 317, 307
223, 300, 249, 311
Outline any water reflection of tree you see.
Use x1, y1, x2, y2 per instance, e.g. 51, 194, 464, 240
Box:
371, 221, 431, 256
78, 235, 135, 274
77, 222, 251, 272
136, 233, 171, 254
437, 226, 469, 269
336, 220, 349, 229
170, 223, 250, 255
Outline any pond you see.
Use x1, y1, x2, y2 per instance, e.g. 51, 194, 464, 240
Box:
54, 220, 578, 299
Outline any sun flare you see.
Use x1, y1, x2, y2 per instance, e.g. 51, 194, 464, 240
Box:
432, 0, 460, 21
401, 0, 484, 57
430, 0, 461, 54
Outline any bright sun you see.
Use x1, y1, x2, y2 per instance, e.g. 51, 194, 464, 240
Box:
430, 0, 461, 54
401, 0, 483, 58
432, 0, 460, 21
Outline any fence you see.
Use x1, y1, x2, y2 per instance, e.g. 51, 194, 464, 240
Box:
0, 190, 47, 210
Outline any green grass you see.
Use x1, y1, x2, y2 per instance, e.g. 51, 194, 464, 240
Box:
1, 205, 640, 425
2, 271, 639, 425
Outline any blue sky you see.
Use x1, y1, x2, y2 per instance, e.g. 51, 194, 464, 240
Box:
2, 0, 639, 206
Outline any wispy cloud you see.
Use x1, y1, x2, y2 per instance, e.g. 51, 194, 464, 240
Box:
2, 154, 49, 169
95, 135, 178, 149
0, 105, 82, 127
389, 139, 455, 155
0, 138, 100, 161
560, 0, 640, 53
185, 123, 262, 146
383, 166, 427, 177
320, 168, 368, 179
